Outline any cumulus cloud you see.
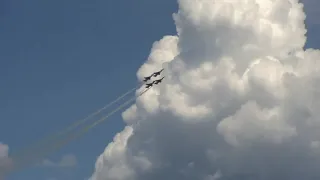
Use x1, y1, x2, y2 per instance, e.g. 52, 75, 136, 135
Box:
91, 0, 320, 179
42, 154, 77, 168
0, 143, 13, 180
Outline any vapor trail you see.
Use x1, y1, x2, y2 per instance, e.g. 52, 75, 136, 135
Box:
11, 84, 140, 161
12, 87, 151, 171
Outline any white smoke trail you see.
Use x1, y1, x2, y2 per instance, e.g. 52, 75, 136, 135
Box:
12, 86, 152, 172
11, 84, 141, 160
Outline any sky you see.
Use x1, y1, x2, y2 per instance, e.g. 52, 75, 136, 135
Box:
1, 0, 320, 180
1, 0, 177, 179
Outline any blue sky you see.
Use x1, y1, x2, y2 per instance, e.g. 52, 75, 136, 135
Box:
0, 0, 319, 179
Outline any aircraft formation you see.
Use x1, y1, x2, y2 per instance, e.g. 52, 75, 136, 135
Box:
4, 68, 166, 177
144, 68, 165, 88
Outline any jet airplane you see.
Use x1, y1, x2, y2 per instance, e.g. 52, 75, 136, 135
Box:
145, 81, 154, 88
154, 77, 165, 84
143, 75, 153, 82
153, 69, 164, 77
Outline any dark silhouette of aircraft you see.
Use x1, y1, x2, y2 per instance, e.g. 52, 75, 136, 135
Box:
145, 81, 154, 88
143, 75, 153, 82
153, 69, 164, 77
154, 77, 165, 84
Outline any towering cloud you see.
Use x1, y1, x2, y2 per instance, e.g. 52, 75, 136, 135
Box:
90, 0, 320, 179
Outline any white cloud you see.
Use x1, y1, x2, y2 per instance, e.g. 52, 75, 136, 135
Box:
43, 154, 77, 168
90, 0, 320, 179
0, 144, 8, 159
0, 143, 13, 179
205, 170, 222, 180
217, 101, 297, 147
